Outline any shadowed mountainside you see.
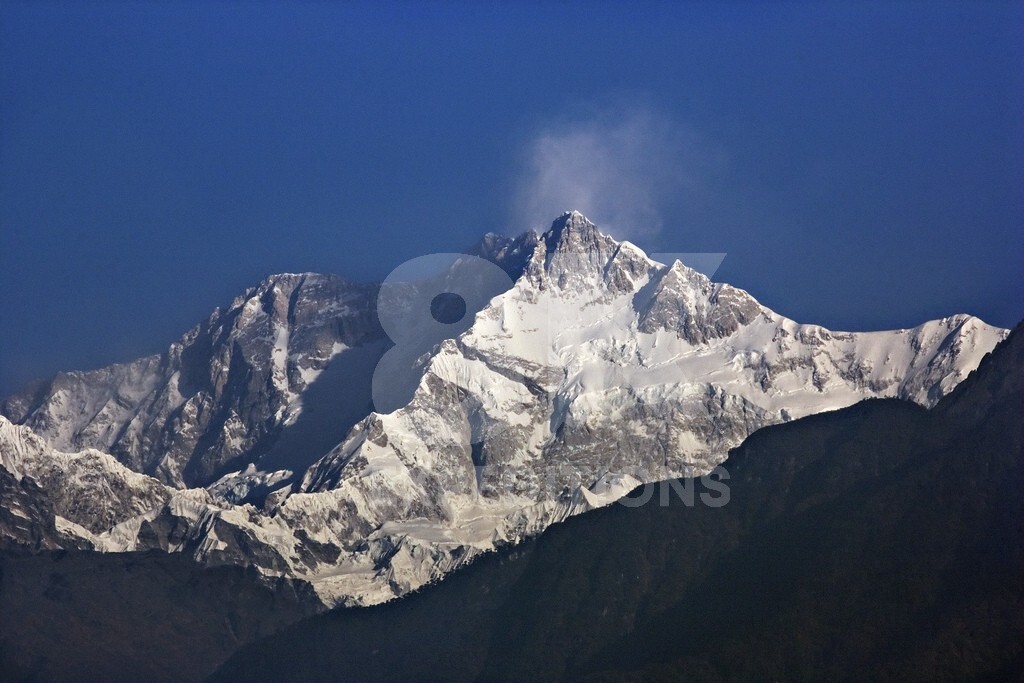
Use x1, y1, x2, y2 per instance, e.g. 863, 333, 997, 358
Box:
0, 550, 322, 682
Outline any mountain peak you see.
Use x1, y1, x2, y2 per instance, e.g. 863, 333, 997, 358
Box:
543, 210, 600, 250
559, 209, 590, 224
514, 211, 658, 295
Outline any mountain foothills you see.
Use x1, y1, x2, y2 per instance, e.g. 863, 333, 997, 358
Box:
212, 320, 1024, 683
0, 212, 1009, 611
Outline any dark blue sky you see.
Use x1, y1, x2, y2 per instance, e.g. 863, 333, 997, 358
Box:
1, 1, 1022, 396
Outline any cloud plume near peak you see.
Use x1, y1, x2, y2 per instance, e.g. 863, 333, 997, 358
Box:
510, 106, 722, 240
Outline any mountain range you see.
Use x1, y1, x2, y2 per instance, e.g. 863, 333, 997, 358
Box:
0, 211, 1009, 610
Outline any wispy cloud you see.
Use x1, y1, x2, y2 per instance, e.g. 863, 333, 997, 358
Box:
510, 104, 723, 239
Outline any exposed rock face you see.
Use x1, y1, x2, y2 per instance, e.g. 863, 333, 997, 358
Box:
637, 262, 763, 342
0, 468, 62, 551
3, 274, 384, 488
0, 211, 1009, 607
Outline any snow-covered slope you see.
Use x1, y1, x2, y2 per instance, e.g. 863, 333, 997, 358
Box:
0, 211, 1009, 607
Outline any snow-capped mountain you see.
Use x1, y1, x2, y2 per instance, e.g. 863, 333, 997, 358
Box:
0, 211, 1008, 607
